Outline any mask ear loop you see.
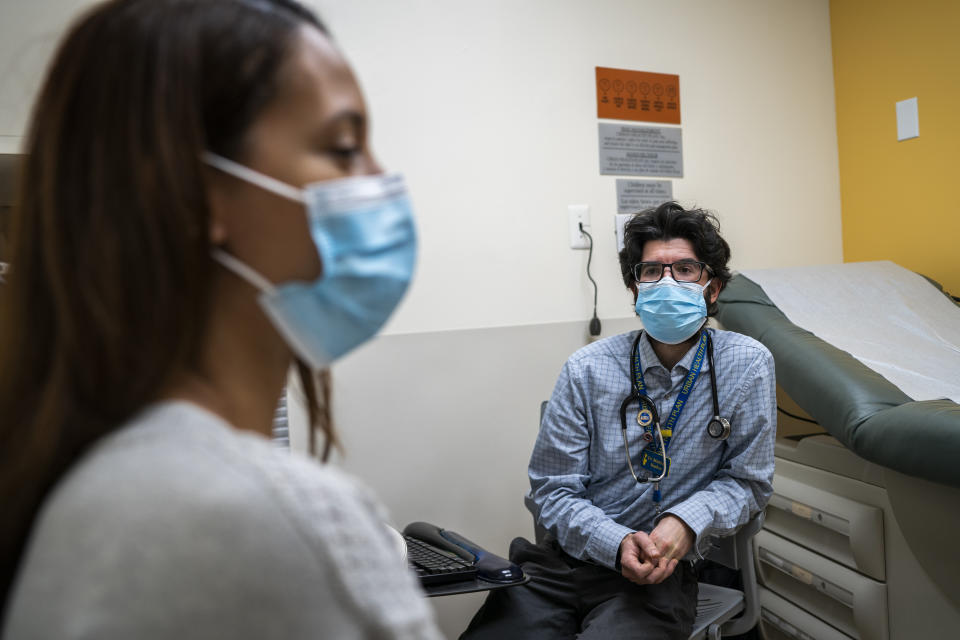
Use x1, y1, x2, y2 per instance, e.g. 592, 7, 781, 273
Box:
211, 248, 277, 295
203, 152, 306, 204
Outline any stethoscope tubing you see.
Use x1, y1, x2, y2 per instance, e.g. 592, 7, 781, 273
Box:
620, 329, 728, 485
620, 388, 667, 483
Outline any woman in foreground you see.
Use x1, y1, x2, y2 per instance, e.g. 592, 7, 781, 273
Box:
0, 1, 440, 637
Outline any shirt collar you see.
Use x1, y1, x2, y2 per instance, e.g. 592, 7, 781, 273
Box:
636, 329, 712, 375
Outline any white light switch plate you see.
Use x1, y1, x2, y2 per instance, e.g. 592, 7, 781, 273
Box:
896, 97, 919, 141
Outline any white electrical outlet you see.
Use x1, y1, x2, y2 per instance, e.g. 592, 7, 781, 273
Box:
568, 204, 591, 249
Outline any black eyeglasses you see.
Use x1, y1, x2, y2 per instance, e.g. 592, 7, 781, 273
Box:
633, 261, 711, 283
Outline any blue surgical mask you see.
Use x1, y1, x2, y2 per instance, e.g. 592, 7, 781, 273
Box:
634, 277, 712, 345
203, 152, 416, 370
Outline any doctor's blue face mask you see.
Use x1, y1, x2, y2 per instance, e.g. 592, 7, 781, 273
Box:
635, 277, 712, 345
203, 152, 417, 370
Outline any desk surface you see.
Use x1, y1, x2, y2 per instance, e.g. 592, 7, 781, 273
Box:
422, 574, 530, 598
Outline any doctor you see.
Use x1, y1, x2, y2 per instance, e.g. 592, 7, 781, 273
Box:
463, 202, 776, 639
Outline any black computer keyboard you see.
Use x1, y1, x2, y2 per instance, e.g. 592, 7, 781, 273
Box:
405, 534, 477, 586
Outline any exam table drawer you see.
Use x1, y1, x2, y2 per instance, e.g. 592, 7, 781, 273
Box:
765, 473, 884, 580
759, 587, 853, 640
756, 530, 887, 640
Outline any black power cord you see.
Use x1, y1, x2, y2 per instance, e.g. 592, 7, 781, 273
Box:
579, 223, 601, 336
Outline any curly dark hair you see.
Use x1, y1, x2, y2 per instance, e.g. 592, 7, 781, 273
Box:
618, 201, 732, 316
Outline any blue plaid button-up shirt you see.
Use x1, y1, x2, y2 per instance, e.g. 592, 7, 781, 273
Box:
529, 328, 776, 570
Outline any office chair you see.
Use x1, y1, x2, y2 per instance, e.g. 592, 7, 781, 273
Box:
525, 401, 762, 640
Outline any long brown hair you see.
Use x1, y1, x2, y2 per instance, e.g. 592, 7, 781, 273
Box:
0, 0, 335, 608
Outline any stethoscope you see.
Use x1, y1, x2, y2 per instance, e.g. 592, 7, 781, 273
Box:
619, 330, 730, 485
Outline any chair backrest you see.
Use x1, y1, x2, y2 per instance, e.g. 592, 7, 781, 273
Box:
701, 512, 763, 636
525, 401, 550, 544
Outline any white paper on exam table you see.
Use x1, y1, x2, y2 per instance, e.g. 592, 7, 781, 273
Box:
740, 261, 960, 404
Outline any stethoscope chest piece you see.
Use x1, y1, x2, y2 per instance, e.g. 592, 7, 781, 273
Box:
707, 416, 731, 440
621, 330, 733, 487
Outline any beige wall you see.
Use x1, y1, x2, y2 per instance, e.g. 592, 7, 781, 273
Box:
311, 0, 843, 335
1, 0, 844, 331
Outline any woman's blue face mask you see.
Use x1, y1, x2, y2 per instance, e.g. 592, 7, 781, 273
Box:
634, 277, 712, 344
203, 152, 417, 369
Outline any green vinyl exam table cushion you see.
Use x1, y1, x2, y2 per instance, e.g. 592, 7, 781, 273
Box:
716, 274, 960, 488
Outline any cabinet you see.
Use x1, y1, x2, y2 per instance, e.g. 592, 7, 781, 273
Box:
756, 434, 960, 640
757, 529, 886, 639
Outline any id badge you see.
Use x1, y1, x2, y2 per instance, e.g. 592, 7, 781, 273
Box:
640, 450, 671, 478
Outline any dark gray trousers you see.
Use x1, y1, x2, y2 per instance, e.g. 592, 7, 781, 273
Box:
460, 537, 698, 640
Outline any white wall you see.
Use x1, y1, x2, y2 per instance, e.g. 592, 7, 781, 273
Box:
311, 0, 844, 335
0, 0, 91, 153
1, 0, 843, 328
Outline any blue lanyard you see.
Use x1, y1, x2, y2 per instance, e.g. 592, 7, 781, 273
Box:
632, 331, 709, 451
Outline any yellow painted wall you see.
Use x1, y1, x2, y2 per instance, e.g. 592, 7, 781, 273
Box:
831, 0, 960, 294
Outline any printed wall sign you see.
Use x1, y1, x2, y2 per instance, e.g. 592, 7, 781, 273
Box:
598, 123, 683, 178
596, 67, 680, 125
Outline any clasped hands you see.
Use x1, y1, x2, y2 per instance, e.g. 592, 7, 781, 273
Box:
618, 515, 694, 585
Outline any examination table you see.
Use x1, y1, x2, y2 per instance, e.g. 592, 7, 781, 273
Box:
715, 261, 960, 640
